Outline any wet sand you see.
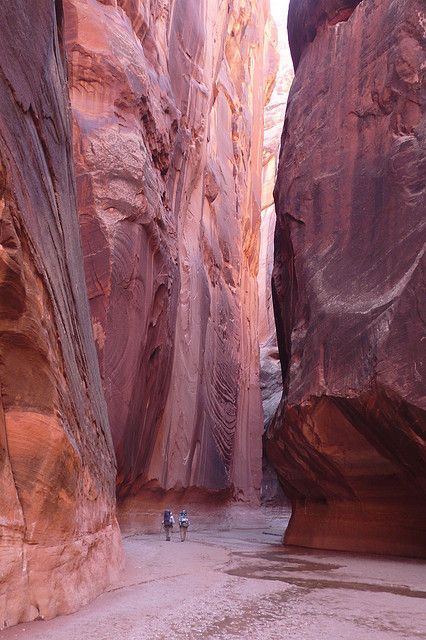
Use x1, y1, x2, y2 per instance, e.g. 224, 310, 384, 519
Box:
3, 507, 426, 639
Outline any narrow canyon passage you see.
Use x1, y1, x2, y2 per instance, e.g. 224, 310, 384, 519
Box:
0, 0, 425, 635
3, 507, 426, 640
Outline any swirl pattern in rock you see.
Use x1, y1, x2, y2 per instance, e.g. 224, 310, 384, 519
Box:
64, 0, 270, 501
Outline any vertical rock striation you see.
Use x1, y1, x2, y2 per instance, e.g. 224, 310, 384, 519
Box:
259, 3, 293, 431
152, 0, 268, 501
259, 3, 293, 503
267, 0, 426, 556
64, 0, 180, 498
0, 0, 121, 627
64, 0, 270, 501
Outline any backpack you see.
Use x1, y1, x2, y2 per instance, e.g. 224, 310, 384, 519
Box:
163, 510, 172, 527
179, 511, 189, 528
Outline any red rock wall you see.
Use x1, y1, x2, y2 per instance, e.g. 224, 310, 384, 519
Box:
0, 1, 122, 628
267, 0, 426, 556
64, 0, 270, 501
64, 0, 180, 498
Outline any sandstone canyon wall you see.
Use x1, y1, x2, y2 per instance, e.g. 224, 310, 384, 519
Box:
64, 0, 271, 501
259, 3, 293, 503
259, 3, 293, 430
0, 0, 122, 628
267, 0, 426, 557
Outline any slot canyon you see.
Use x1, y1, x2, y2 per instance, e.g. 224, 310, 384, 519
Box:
0, 0, 424, 638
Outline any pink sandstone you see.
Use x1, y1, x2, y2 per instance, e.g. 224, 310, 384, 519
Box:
64, 0, 272, 503
0, 0, 122, 628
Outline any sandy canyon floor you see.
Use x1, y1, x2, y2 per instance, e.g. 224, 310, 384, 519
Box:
3, 506, 426, 640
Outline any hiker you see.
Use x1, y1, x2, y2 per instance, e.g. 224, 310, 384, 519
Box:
162, 509, 175, 541
178, 509, 190, 542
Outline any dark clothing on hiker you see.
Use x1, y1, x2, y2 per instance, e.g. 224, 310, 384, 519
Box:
162, 510, 175, 541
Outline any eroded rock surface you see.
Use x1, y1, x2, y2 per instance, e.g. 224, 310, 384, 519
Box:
259, 4, 293, 504
259, 3, 293, 431
267, 0, 426, 556
64, 0, 270, 501
0, 0, 122, 627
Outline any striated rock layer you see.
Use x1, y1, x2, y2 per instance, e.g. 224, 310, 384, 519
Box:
267, 0, 426, 556
65, 0, 270, 501
0, 0, 122, 628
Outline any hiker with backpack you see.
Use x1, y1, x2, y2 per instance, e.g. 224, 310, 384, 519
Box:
178, 509, 190, 542
162, 509, 175, 541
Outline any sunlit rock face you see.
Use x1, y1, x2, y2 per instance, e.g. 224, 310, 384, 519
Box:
0, 0, 122, 628
267, 0, 426, 556
259, 4, 293, 430
65, 0, 270, 501
259, 4, 293, 504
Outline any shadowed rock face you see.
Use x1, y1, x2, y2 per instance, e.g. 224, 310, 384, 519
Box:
287, 0, 362, 69
0, 0, 122, 627
267, 0, 426, 557
64, 0, 269, 501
